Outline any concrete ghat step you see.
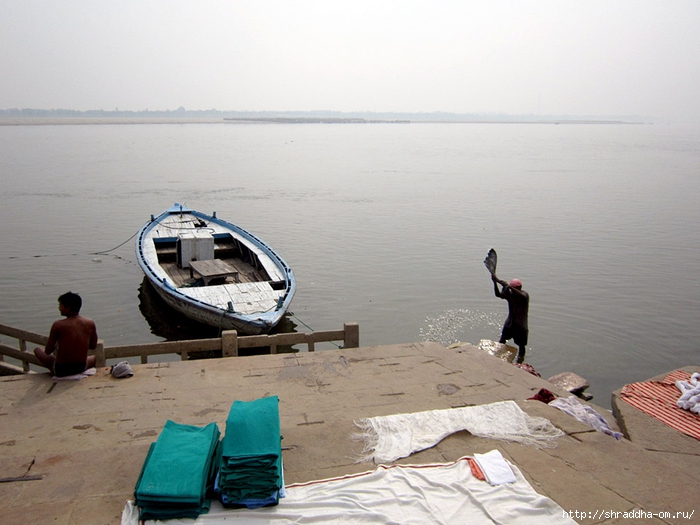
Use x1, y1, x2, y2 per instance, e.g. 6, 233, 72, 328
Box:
0, 342, 698, 524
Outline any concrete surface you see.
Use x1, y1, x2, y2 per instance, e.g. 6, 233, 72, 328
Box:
1, 341, 698, 524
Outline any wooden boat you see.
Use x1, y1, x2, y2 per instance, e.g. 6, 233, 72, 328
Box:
135, 203, 296, 334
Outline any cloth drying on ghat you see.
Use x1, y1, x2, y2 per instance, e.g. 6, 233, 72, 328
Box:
353, 400, 564, 464
471, 449, 517, 485
217, 395, 283, 509
134, 420, 221, 520
675, 372, 700, 413
620, 370, 700, 440
549, 396, 623, 440
122, 455, 576, 525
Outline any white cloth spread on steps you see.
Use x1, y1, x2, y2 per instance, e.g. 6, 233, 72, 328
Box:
353, 400, 563, 464
122, 456, 577, 525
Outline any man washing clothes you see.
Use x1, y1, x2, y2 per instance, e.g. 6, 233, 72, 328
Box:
491, 274, 529, 364
34, 292, 98, 377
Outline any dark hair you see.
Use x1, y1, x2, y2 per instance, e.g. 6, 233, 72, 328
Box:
58, 291, 82, 313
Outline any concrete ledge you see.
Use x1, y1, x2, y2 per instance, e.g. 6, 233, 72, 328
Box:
1, 342, 698, 524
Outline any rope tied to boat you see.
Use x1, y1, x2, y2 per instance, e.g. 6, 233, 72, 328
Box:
93, 228, 140, 255
288, 312, 342, 349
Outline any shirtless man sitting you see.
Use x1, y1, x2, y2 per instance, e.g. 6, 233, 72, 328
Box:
34, 292, 98, 377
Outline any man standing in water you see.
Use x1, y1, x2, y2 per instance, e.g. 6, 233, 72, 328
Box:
34, 292, 98, 377
491, 274, 529, 363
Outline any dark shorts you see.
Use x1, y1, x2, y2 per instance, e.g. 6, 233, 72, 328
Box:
500, 325, 529, 347
54, 362, 88, 377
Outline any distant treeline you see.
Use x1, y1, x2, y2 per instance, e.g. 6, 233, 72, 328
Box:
0, 107, 643, 124
223, 117, 410, 124
0, 107, 221, 118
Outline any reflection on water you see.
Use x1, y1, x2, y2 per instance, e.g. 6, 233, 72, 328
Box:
138, 277, 220, 341
420, 309, 501, 347
137, 277, 299, 356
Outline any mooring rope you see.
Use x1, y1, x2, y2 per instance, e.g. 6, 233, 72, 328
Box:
1, 227, 141, 260
93, 228, 140, 255
288, 311, 342, 349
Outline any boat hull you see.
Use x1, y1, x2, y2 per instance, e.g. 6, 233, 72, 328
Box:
147, 282, 275, 334
135, 204, 296, 335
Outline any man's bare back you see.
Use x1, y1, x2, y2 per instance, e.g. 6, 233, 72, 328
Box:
48, 315, 98, 364
34, 292, 98, 376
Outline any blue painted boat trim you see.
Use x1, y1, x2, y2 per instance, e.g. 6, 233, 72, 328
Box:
135, 203, 296, 334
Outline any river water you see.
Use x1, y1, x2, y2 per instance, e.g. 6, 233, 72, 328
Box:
1, 120, 698, 406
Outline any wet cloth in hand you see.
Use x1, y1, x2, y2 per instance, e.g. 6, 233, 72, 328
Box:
134, 420, 221, 520
217, 396, 283, 508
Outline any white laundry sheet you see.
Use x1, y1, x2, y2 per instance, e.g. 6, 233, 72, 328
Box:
353, 400, 564, 464
122, 456, 575, 525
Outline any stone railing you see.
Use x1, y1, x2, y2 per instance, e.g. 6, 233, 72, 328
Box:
0, 322, 359, 373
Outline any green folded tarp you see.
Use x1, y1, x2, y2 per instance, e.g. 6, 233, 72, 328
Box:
135, 420, 221, 520
218, 395, 283, 506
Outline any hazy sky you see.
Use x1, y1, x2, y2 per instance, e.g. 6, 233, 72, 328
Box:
2, 1, 700, 120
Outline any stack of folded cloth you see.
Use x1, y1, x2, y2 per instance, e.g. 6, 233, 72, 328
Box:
134, 420, 221, 520
217, 395, 284, 508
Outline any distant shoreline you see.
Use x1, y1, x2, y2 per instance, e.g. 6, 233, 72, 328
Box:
222, 117, 637, 125
0, 117, 224, 126
0, 117, 641, 126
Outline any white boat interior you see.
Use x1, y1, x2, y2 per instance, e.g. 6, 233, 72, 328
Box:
140, 212, 288, 316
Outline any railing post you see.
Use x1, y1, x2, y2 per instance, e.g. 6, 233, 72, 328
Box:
19, 338, 30, 372
222, 330, 238, 357
343, 322, 359, 348
94, 340, 106, 369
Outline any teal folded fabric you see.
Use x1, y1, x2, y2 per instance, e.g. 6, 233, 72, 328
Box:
218, 396, 283, 508
135, 420, 221, 520
221, 395, 281, 458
